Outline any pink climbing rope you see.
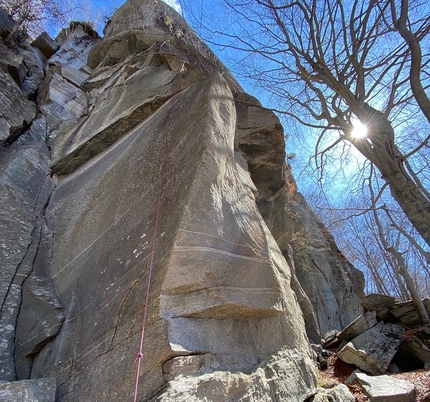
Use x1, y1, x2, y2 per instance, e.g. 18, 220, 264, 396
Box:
133, 63, 185, 402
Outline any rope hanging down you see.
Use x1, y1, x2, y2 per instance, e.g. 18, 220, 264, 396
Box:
133, 63, 184, 402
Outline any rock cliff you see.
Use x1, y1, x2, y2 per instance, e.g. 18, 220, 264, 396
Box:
0, 0, 363, 400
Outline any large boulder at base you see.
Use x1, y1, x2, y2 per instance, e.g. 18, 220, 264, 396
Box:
338, 322, 404, 375
355, 372, 415, 402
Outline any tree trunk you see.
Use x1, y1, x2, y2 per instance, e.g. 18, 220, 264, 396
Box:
350, 106, 430, 248
388, 246, 430, 325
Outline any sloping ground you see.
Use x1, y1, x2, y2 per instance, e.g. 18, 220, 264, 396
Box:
319, 354, 430, 402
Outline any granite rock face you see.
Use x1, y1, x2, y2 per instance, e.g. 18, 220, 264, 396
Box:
0, 1, 364, 400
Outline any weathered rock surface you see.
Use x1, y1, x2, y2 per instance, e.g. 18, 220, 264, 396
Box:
338, 321, 404, 375
0, 377, 56, 401
324, 311, 378, 348
283, 170, 364, 342
395, 325, 430, 371
0, 68, 36, 143
31, 32, 59, 59
362, 294, 397, 321
355, 372, 415, 402
0, 1, 367, 400
391, 299, 430, 328
311, 384, 355, 402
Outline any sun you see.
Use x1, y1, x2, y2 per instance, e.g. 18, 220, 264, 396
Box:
351, 119, 368, 139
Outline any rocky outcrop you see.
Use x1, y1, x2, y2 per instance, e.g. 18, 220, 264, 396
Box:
0, 1, 365, 400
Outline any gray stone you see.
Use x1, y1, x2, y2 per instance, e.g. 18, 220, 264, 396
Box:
157, 349, 316, 402
338, 321, 404, 375
325, 311, 378, 348
37, 71, 88, 139
50, 26, 100, 70
15, 256, 65, 379
0, 1, 373, 400
362, 294, 397, 319
0, 8, 15, 37
0, 68, 36, 143
395, 325, 430, 370
0, 377, 56, 401
50, 62, 180, 174
355, 372, 414, 402
0, 41, 26, 86
31, 32, 59, 59
288, 193, 363, 340
0, 142, 52, 380
58, 65, 89, 87
311, 384, 355, 402
30, 74, 316, 401
391, 298, 430, 328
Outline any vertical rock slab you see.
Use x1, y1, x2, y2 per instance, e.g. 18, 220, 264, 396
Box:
31, 72, 316, 401
0, 139, 52, 380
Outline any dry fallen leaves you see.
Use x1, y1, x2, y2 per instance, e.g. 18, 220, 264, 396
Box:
319, 354, 430, 401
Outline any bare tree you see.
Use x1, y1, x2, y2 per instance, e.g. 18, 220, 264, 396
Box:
303, 164, 430, 322
185, 0, 430, 249
0, 0, 68, 39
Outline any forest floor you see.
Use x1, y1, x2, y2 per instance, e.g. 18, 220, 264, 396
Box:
318, 354, 430, 401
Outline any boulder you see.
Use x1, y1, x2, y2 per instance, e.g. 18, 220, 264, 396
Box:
0, 68, 36, 143
0, 378, 56, 402
337, 321, 404, 375
394, 325, 430, 371
355, 372, 414, 402
311, 384, 355, 402
391, 299, 430, 328
362, 294, 396, 321
0, 8, 15, 37
324, 311, 378, 348
0, 41, 26, 86
31, 32, 59, 59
